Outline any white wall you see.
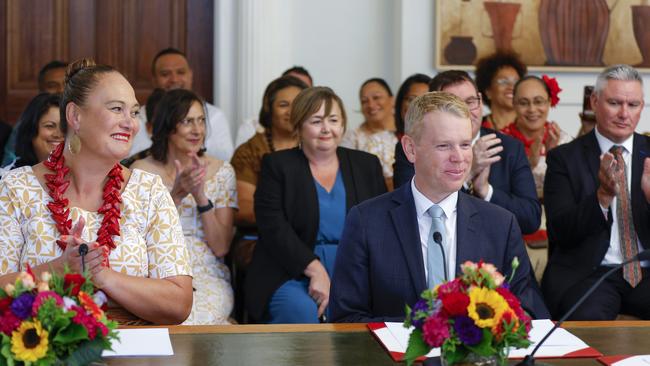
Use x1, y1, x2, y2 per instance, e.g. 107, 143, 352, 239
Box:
215, 0, 650, 141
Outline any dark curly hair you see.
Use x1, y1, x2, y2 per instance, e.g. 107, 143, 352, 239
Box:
475, 52, 527, 107
395, 74, 431, 135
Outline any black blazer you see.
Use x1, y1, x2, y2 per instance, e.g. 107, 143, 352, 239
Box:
542, 131, 650, 317
245, 147, 387, 321
393, 127, 541, 234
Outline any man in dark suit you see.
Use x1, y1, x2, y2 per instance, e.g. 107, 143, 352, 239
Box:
330, 91, 549, 322
394, 71, 540, 235
542, 64, 650, 320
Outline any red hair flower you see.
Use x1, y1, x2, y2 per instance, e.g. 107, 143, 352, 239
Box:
542, 75, 562, 107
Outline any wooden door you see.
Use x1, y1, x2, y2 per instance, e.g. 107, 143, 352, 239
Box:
0, 0, 213, 124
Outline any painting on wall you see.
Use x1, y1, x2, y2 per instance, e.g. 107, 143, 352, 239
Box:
435, 0, 650, 71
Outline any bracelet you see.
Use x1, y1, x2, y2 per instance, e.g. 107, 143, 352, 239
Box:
197, 199, 214, 214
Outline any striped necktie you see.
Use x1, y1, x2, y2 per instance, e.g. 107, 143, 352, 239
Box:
611, 145, 642, 287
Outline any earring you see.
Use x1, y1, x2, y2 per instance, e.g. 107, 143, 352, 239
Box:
68, 132, 81, 154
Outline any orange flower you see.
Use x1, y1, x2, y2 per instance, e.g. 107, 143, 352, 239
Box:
78, 291, 103, 320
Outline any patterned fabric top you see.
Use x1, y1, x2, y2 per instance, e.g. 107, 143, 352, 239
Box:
340, 127, 397, 178
175, 162, 238, 273
230, 132, 271, 185
0, 167, 192, 279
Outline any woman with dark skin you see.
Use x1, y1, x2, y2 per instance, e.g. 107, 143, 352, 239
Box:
13, 93, 64, 167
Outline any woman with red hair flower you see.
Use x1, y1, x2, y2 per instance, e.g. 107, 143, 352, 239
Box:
501, 75, 572, 251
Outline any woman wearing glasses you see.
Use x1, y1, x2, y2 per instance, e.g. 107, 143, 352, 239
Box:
475, 52, 527, 131
502, 75, 571, 197
131, 89, 237, 324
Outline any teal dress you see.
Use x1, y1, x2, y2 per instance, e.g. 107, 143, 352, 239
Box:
267, 170, 346, 323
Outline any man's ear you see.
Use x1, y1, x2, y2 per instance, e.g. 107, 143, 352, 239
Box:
65, 102, 81, 132
590, 91, 598, 112
401, 134, 417, 164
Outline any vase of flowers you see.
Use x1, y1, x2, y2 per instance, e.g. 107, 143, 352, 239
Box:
404, 259, 531, 366
0, 267, 118, 365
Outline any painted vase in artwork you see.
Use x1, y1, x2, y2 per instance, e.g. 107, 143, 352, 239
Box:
483, 1, 521, 53
538, 0, 609, 66
632, 5, 650, 67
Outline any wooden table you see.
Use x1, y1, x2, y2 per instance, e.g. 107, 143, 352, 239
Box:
105, 321, 650, 365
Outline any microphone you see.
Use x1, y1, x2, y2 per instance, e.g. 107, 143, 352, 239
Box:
432, 232, 448, 281
515, 249, 650, 366
79, 243, 89, 273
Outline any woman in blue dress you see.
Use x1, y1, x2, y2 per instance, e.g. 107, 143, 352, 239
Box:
245, 87, 387, 323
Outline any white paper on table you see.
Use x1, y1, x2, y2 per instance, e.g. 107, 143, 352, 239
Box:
102, 328, 174, 357
378, 319, 592, 359
610, 355, 650, 366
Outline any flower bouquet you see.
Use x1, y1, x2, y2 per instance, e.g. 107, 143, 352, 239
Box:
404, 259, 531, 366
0, 267, 118, 365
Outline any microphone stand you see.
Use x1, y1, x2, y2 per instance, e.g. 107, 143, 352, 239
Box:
516, 250, 650, 366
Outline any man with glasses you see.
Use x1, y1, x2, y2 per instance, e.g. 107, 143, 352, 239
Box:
543, 64, 650, 320
394, 70, 541, 236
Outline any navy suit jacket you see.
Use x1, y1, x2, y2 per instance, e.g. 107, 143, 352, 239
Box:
542, 131, 650, 317
330, 183, 550, 322
393, 127, 541, 234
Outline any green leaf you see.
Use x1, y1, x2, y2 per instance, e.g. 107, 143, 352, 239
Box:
467, 328, 496, 356
404, 329, 430, 366
54, 323, 88, 345
63, 338, 104, 366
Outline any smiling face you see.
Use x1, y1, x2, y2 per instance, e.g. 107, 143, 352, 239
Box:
360, 81, 394, 125
153, 53, 193, 91
271, 86, 303, 135
486, 66, 519, 110
513, 78, 550, 135
32, 106, 64, 162
169, 101, 206, 155
403, 110, 473, 203
71, 72, 140, 161
300, 101, 344, 155
592, 79, 644, 143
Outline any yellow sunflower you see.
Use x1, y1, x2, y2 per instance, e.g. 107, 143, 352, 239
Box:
11, 320, 49, 362
467, 287, 510, 328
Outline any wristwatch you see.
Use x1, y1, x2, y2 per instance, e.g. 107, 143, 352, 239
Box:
197, 199, 214, 214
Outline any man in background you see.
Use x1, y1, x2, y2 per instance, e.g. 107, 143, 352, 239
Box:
129, 48, 234, 161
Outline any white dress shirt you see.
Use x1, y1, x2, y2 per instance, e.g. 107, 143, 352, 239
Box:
129, 102, 234, 162
411, 179, 458, 280
594, 127, 646, 267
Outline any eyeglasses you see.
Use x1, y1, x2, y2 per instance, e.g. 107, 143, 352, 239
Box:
495, 78, 518, 87
514, 98, 549, 108
464, 95, 482, 111
179, 116, 206, 127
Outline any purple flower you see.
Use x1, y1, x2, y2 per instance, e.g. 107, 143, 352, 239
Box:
454, 316, 482, 346
10, 293, 35, 320
411, 299, 429, 329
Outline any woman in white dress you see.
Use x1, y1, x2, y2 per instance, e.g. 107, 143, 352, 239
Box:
131, 89, 237, 324
341, 78, 397, 190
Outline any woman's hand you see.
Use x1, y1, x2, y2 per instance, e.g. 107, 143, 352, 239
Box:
545, 122, 561, 151
304, 259, 331, 317
55, 217, 107, 279
170, 154, 207, 205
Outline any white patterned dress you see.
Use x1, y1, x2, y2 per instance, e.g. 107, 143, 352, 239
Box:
0, 167, 192, 323
340, 128, 397, 178
174, 162, 238, 325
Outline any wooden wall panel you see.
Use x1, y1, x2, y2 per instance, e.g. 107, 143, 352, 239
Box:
0, 0, 213, 123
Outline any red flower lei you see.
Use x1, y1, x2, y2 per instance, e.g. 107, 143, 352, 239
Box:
44, 143, 123, 266
501, 121, 553, 157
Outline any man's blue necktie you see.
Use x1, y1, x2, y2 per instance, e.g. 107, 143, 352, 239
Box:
427, 204, 447, 288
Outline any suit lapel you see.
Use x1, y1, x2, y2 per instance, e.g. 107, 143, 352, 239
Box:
336, 148, 357, 211
631, 134, 650, 246
582, 131, 602, 187
389, 184, 427, 294
455, 193, 480, 273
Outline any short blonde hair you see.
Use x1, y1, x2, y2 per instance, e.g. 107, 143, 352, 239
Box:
404, 91, 470, 141
290, 86, 347, 136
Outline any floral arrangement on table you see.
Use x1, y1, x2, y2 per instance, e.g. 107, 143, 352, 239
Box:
403, 259, 531, 366
0, 267, 118, 366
